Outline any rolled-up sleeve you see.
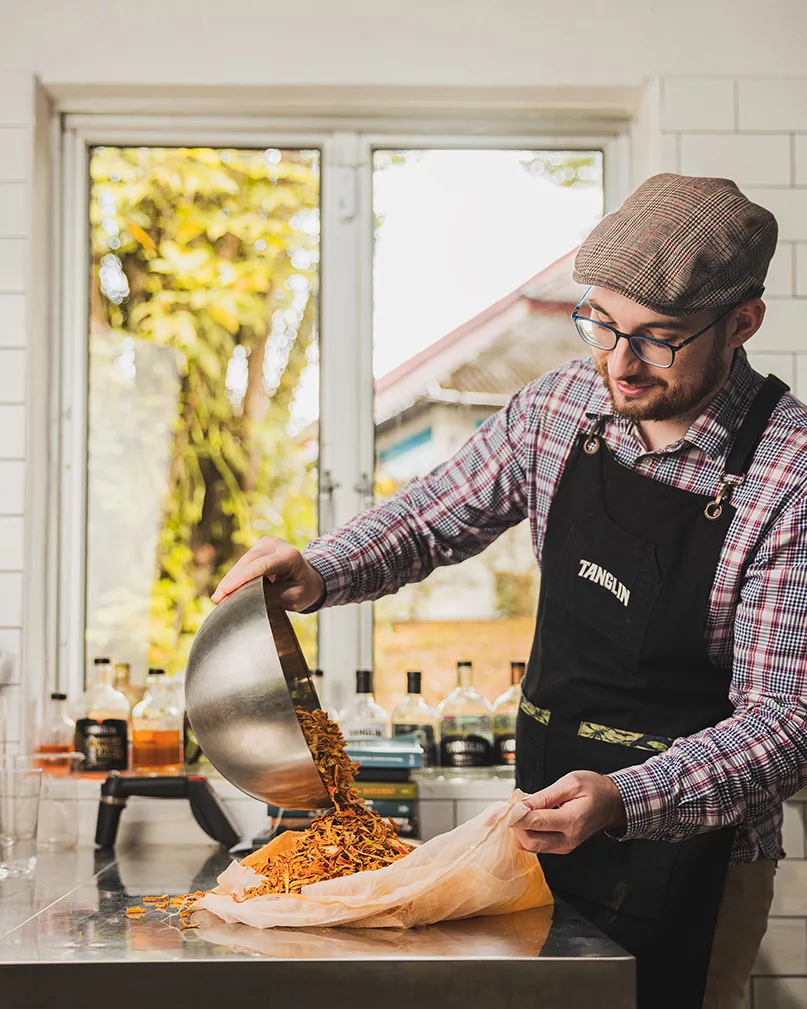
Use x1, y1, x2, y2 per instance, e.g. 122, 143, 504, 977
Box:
303, 381, 539, 608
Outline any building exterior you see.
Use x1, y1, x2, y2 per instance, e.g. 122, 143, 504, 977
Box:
374, 249, 585, 622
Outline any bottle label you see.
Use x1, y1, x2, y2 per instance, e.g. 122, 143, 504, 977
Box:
440, 734, 493, 768
439, 715, 492, 767
75, 719, 128, 771
493, 713, 517, 765
392, 723, 437, 765
344, 725, 385, 739
494, 734, 516, 765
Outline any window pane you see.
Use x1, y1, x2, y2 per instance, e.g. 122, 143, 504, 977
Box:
86, 146, 320, 686
373, 149, 603, 710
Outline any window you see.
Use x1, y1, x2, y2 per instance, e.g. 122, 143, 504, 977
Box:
60, 120, 621, 709
372, 149, 604, 711
84, 146, 320, 686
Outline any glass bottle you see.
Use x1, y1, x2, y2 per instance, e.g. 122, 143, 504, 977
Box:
132, 668, 183, 774
492, 661, 525, 767
75, 657, 131, 773
391, 671, 439, 766
340, 670, 389, 740
113, 662, 144, 710
438, 660, 493, 768
310, 668, 340, 722
37, 692, 76, 775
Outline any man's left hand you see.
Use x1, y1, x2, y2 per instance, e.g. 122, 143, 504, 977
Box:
513, 771, 627, 854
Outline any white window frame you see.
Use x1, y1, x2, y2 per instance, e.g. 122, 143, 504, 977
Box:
56, 113, 629, 713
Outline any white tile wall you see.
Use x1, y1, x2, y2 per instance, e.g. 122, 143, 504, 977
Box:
661, 77, 736, 131
745, 189, 807, 244
0, 183, 27, 236
0, 460, 25, 514
747, 353, 796, 390
753, 978, 807, 1009
764, 243, 795, 298
795, 137, 807, 187
795, 246, 807, 297
0, 405, 25, 458
0, 130, 28, 181
0, 571, 23, 626
0, 627, 21, 685
738, 79, 807, 132
0, 349, 26, 403
783, 803, 806, 860
754, 300, 805, 353
0, 516, 24, 571
0, 238, 26, 291
756, 919, 807, 976
0, 294, 26, 346
643, 74, 807, 1009
679, 134, 792, 187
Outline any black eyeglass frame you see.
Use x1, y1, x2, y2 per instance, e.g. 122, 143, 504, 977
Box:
571, 286, 736, 369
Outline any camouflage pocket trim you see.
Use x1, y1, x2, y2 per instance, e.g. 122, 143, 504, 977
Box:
519, 696, 551, 726
577, 720, 672, 753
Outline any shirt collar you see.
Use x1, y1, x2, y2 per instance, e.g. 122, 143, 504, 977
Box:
585, 348, 763, 461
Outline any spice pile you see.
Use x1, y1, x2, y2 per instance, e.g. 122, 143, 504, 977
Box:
125, 706, 411, 927
235, 707, 412, 898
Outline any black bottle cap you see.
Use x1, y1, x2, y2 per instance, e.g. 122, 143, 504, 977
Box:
93, 657, 111, 665
406, 671, 422, 694
457, 660, 472, 667
311, 668, 324, 678
356, 669, 373, 694
50, 692, 67, 701
147, 667, 165, 676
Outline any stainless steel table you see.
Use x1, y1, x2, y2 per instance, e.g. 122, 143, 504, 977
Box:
0, 846, 635, 1009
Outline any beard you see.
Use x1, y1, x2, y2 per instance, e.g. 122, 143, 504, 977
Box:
594, 337, 729, 423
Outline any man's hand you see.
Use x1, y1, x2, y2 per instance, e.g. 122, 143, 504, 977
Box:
513, 771, 627, 854
210, 536, 326, 612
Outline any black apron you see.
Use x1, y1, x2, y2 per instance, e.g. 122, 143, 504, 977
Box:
516, 375, 787, 1009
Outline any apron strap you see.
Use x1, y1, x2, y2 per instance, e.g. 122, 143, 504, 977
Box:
724, 374, 789, 477
705, 374, 789, 521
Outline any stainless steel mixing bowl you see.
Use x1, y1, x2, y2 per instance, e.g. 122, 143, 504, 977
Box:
184, 577, 330, 809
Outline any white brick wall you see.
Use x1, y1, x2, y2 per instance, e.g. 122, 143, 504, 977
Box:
655, 74, 807, 1009
0, 72, 42, 748
657, 76, 807, 405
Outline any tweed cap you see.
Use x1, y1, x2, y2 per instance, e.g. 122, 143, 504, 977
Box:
573, 173, 778, 316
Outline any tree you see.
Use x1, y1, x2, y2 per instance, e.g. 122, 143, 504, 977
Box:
88, 146, 320, 675
520, 151, 602, 188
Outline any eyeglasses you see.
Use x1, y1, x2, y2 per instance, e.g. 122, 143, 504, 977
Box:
571, 288, 735, 369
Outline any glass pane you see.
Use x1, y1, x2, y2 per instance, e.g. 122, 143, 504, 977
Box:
85, 146, 320, 687
373, 149, 603, 711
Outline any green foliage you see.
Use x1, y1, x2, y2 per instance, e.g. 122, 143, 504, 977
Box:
89, 147, 320, 672
520, 151, 602, 188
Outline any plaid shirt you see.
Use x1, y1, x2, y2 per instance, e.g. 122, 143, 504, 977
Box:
305, 349, 807, 863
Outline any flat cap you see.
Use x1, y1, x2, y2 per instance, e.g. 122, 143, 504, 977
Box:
573, 173, 778, 316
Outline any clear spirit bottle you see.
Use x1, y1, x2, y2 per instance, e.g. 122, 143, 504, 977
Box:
438, 661, 493, 768
340, 669, 389, 740
492, 661, 525, 767
390, 671, 439, 766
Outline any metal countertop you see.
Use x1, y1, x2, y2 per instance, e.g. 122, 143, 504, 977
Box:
0, 845, 634, 1009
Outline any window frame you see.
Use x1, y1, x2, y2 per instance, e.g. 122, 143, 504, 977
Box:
56, 114, 628, 713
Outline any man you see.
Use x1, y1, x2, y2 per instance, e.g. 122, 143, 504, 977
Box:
212, 174, 807, 1008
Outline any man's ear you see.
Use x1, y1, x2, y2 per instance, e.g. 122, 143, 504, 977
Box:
728, 298, 766, 349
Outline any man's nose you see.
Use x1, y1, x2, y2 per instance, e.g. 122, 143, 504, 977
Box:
609, 337, 644, 377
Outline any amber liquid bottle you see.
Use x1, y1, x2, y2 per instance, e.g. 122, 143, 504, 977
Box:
131, 669, 183, 775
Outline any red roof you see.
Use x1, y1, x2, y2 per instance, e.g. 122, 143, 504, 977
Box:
375, 248, 583, 414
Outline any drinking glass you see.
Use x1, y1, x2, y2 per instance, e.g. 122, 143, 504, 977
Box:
16, 753, 83, 851
0, 764, 42, 877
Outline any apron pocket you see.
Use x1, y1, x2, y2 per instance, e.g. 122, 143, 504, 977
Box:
546, 509, 662, 658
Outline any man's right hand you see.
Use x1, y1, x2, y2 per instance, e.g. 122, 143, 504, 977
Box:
210, 537, 326, 612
